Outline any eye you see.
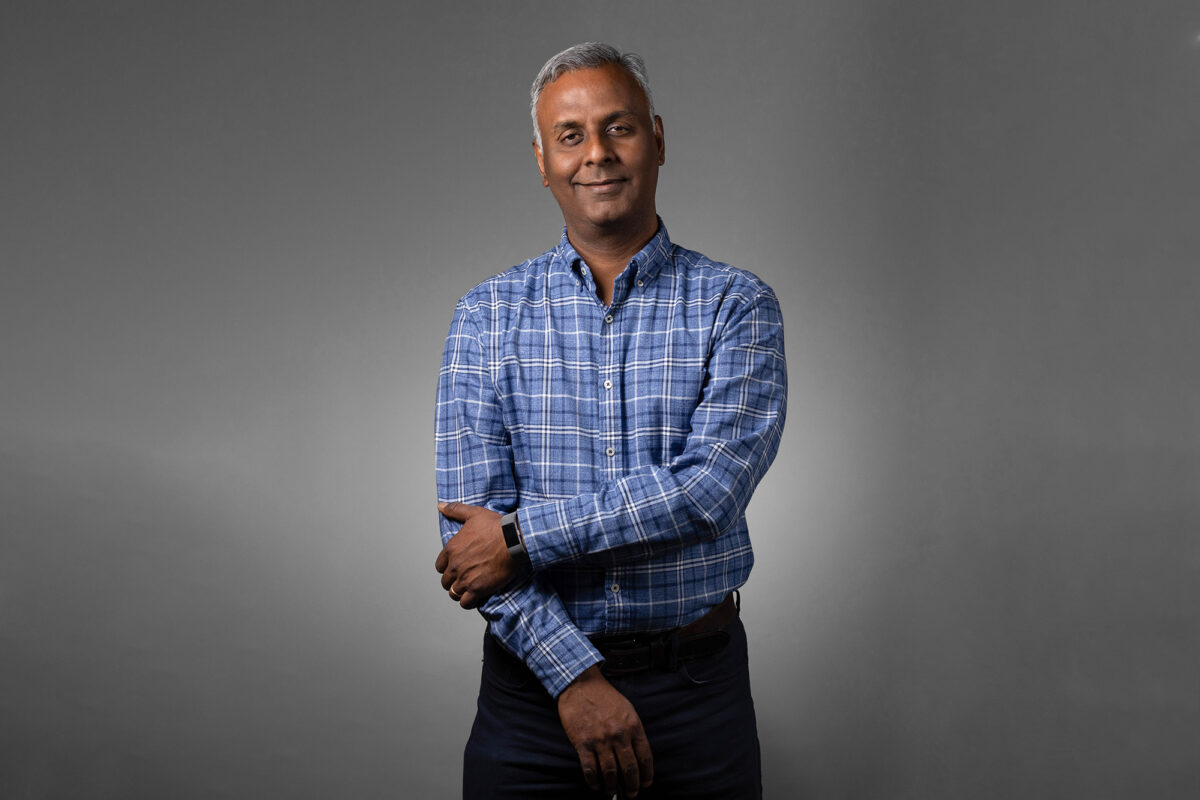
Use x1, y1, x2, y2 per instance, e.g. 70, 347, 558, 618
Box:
607, 124, 630, 135
560, 131, 582, 145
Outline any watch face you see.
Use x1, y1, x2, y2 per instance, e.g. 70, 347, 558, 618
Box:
502, 515, 520, 548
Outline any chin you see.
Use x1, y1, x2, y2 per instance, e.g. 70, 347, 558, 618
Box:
582, 205, 638, 227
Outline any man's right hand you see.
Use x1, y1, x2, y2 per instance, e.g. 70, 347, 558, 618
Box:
557, 665, 654, 797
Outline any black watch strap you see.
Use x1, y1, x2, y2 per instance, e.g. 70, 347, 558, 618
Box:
500, 511, 527, 564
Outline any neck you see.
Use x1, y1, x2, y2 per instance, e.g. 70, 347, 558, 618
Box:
566, 214, 658, 306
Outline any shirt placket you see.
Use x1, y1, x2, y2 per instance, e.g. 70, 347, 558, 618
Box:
599, 291, 626, 630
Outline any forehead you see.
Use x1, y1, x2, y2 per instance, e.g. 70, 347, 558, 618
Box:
536, 64, 650, 125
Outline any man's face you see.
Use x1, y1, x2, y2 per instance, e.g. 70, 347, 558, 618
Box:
533, 64, 665, 235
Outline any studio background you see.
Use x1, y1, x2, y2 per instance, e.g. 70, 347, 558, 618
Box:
2, 1, 1197, 798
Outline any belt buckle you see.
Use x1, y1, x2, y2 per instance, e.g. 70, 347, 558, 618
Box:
600, 637, 641, 656
598, 637, 645, 677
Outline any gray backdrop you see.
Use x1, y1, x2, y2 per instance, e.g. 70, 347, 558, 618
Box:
3, 1, 1197, 798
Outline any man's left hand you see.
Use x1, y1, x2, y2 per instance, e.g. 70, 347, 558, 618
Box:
435, 501, 518, 608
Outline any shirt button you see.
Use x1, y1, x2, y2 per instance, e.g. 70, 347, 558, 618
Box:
605, 446, 615, 457
603, 379, 613, 390
604, 314, 614, 324
610, 583, 620, 593
637, 280, 644, 287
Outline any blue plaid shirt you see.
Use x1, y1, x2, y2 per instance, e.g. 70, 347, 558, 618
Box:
435, 221, 786, 697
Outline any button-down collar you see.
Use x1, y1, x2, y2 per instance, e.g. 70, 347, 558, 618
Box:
551, 218, 673, 299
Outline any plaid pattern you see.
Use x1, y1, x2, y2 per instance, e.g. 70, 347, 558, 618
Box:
435, 222, 786, 697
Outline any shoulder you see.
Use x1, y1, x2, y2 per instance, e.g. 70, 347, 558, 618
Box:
454, 246, 558, 320
669, 244, 780, 313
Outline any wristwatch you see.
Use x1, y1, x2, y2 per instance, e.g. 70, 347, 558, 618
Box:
500, 511, 528, 565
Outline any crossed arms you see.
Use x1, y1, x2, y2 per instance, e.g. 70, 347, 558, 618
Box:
434, 280, 787, 696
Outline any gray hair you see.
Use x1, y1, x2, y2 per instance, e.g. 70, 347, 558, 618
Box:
529, 42, 656, 147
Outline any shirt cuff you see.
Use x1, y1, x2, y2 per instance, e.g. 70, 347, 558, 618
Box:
516, 501, 578, 570
523, 623, 604, 699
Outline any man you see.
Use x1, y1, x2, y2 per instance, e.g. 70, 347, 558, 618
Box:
435, 42, 786, 799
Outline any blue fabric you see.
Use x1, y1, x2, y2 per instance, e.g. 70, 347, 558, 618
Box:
435, 221, 786, 697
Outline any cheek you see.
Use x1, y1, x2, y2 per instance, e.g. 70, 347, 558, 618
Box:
547, 152, 576, 176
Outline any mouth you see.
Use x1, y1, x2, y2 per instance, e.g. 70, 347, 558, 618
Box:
577, 178, 626, 194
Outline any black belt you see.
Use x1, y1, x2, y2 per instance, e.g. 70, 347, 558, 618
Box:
590, 593, 739, 676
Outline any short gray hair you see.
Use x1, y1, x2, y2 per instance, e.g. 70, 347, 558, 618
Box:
529, 42, 656, 147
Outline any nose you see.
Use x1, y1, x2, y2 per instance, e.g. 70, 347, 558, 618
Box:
584, 131, 616, 166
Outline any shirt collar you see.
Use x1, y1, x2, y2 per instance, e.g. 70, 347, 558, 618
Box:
551, 217, 673, 288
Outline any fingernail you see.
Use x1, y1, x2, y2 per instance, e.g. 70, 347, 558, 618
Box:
437, 502, 447, 510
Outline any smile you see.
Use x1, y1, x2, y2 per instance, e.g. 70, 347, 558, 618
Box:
577, 179, 626, 194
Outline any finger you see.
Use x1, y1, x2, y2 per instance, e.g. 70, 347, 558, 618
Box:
440, 569, 456, 592
437, 501, 474, 521
576, 748, 600, 792
460, 590, 484, 609
597, 748, 620, 795
434, 548, 449, 573
632, 727, 654, 788
615, 741, 641, 797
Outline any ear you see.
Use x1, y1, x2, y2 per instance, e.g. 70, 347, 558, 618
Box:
533, 139, 549, 187
654, 115, 665, 166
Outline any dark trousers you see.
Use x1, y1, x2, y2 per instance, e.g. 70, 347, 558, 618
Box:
463, 617, 762, 799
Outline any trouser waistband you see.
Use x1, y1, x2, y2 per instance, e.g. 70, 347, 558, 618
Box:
589, 592, 740, 676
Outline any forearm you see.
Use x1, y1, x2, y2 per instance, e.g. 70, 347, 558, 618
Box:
478, 573, 603, 698
513, 286, 787, 570
517, 430, 781, 570
439, 500, 601, 696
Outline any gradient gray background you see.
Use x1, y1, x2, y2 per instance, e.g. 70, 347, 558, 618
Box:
3, 1, 1198, 798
